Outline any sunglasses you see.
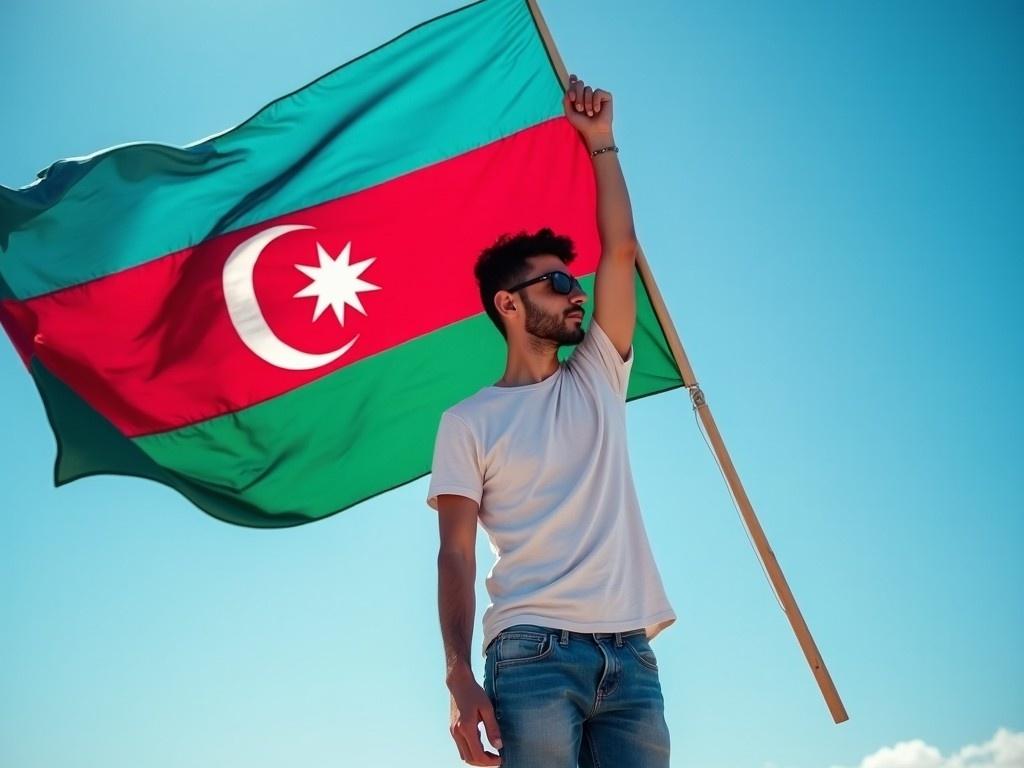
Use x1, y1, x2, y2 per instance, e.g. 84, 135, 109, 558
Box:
504, 270, 583, 296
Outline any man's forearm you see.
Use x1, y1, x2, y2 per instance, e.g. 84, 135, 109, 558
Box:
438, 551, 477, 686
584, 131, 637, 257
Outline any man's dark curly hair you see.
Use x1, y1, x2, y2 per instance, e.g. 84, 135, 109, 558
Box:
474, 228, 577, 339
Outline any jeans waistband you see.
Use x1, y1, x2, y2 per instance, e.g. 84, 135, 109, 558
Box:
497, 623, 647, 649
558, 628, 647, 647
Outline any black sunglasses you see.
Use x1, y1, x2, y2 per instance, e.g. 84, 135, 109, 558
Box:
504, 270, 583, 296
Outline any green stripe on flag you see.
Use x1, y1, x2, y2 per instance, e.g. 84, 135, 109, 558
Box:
30, 358, 311, 526
120, 275, 681, 527
0, 0, 561, 300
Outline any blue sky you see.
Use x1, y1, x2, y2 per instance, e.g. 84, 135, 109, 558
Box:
1, 1, 1021, 767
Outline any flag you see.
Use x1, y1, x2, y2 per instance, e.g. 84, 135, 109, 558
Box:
0, 0, 684, 527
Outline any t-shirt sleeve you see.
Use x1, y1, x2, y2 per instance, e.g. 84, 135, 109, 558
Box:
426, 410, 483, 511
568, 319, 634, 399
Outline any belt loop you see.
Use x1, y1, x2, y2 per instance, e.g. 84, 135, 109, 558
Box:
560, 629, 569, 646
614, 631, 624, 648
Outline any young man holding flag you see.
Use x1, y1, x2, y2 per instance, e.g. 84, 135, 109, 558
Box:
428, 74, 676, 767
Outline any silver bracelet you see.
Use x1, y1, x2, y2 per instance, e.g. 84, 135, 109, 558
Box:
590, 144, 619, 157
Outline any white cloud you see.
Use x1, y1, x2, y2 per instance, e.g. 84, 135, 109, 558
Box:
859, 739, 943, 768
824, 729, 1024, 768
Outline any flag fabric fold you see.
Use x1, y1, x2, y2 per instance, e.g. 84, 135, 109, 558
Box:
0, 0, 683, 527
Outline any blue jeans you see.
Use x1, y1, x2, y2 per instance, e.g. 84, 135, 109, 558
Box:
483, 624, 670, 767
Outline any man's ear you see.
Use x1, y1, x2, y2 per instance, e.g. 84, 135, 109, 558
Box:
494, 290, 518, 320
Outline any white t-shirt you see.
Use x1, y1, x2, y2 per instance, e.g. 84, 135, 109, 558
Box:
427, 320, 676, 656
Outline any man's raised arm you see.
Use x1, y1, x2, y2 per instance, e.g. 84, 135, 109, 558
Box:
564, 73, 638, 361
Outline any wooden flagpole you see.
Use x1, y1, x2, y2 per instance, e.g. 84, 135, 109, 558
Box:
525, 0, 849, 724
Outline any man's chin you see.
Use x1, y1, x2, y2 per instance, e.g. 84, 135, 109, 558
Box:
559, 328, 585, 346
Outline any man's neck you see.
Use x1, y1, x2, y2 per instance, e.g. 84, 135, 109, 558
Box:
495, 338, 560, 387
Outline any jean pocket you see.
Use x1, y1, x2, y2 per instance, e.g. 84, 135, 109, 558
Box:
624, 634, 659, 671
495, 630, 554, 668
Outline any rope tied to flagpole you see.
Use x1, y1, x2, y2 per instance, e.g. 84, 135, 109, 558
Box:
688, 383, 788, 616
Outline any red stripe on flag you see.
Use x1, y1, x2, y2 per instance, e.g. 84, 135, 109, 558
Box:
1, 118, 600, 436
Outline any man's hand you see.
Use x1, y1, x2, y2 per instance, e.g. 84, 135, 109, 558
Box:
448, 669, 503, 766
563, 73, 613, 144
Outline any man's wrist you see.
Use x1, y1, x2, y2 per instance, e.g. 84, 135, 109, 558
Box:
445, 660, 475, 689
584, 132, 616, 154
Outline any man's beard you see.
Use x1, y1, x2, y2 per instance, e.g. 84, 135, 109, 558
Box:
522, 293, 585, 346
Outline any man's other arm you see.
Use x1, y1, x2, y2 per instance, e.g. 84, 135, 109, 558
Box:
437, 494, 502, 766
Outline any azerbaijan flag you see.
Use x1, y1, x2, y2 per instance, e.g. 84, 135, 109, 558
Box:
0, 0, 684, 527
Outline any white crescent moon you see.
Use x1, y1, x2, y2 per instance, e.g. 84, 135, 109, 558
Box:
222, 224, 358, 371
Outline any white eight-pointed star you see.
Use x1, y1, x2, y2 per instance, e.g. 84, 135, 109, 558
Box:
293, 241, 381, 326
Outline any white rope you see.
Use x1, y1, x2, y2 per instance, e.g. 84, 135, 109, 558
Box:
687, 384, 787, 615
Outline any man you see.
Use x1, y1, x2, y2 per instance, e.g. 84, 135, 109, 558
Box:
427, 74, 675, 767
